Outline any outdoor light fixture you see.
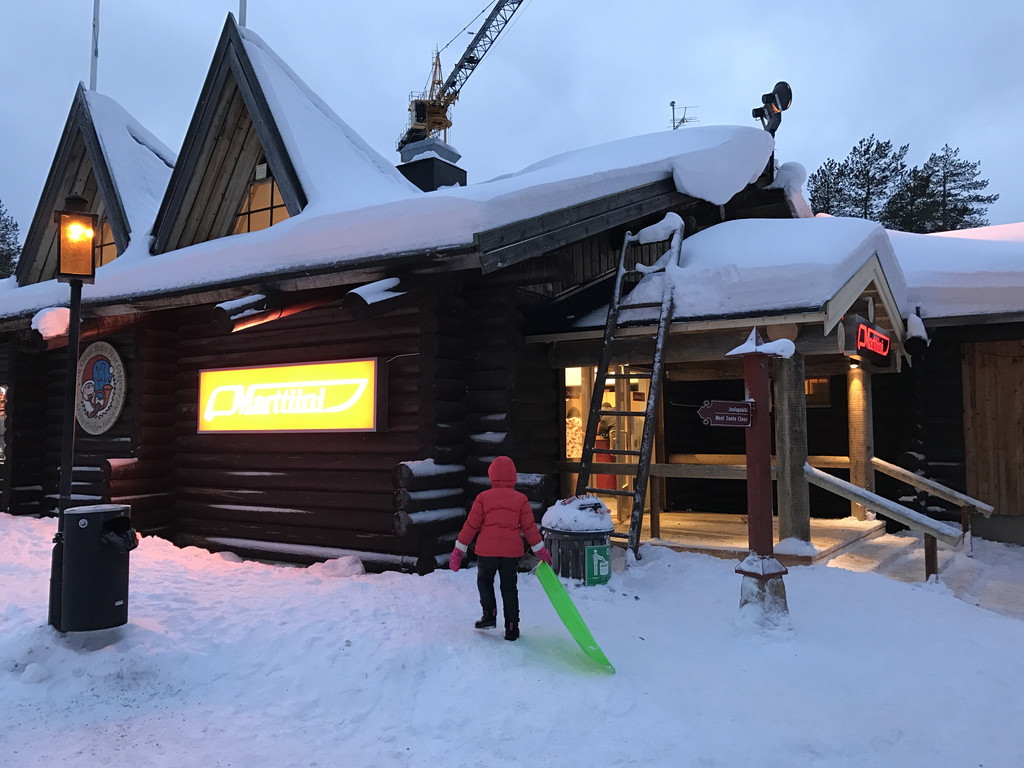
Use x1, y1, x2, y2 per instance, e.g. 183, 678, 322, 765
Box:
850, 359, 860, 370
752, 81, 792, 136
54, 195, 97, 283
49, 194, 97, 630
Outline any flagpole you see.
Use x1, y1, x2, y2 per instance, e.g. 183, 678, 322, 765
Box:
239, 0, 247, 27
90, 0, 100, 90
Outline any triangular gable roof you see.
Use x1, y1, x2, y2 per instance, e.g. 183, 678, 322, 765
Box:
151, 14, 417, 255
236, 27, 419, 214
16, 84, 174, 286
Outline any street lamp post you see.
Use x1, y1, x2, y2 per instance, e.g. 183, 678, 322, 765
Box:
47, 195, 96, 630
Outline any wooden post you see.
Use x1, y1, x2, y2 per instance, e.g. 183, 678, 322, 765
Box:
847, 364, 874, 520
775, 352, 810, 542
744, 352, 774, 557
729, 329, 789, 623
924, 534, 938, 580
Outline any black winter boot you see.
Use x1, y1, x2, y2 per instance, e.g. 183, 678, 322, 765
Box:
504, 620, 520, 641
475, 609, 497, 629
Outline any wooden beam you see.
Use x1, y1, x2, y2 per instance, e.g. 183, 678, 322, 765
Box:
41, 312, 147, 351
775, 351, 810, 542
478, 180, 694, 273
847, 365, 874, 520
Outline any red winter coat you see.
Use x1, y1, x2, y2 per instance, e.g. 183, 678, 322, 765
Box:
456, 456, 544, 558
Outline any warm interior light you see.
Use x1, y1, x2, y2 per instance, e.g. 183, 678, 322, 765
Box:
66, 222, 94, 242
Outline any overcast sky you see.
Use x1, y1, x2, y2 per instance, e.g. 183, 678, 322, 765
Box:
2, 0, 1021, 237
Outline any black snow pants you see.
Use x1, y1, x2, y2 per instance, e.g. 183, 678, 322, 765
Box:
477, 556, 520, 622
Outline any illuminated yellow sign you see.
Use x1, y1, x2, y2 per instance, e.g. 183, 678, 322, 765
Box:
198, 359, 381, 433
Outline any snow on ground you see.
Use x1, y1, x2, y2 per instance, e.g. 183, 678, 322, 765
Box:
2, 513, 1024, 767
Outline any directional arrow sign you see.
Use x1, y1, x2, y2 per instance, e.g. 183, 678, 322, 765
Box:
697, 399, 752, 428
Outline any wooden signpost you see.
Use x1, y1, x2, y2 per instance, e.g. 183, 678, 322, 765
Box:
722, 328, 793, 622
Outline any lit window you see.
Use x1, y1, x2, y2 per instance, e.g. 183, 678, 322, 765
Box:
94, 219, 116, 267
804, 377, 831, 407
233, 159, 290, 235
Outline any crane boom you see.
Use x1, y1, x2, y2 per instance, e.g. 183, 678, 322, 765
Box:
397, 0, 524, 152
440, 0, 523, 98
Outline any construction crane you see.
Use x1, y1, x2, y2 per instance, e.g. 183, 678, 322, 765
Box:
397, 0, 524, 152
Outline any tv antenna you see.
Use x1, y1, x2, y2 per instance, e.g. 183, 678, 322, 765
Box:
669, 101, 698, 129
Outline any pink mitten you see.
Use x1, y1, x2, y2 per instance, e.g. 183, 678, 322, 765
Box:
450, 548, 463, 572
536, 546, 552, 566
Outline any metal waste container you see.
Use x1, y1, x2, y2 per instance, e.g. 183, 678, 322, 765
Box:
49, 504, 137, 632
541, 497, 614, 585
543, 528, 612, 584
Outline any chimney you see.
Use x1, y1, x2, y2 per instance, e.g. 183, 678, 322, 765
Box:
397, 137, 467, 192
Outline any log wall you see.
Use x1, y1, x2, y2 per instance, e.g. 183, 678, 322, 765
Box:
6, 331, 138, 516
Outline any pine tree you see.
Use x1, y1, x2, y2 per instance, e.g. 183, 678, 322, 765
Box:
806, 158, 850, 216
922, 144, 999, 231
881, 167, 939, 233
840, 135, 908, 222
0, 200, 20, 279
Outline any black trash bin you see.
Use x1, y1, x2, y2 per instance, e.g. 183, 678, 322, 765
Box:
49, 504, 137, 632
542, 528, 613, 583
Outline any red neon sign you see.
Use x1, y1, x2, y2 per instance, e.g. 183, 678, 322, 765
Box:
856, 323, 890, 357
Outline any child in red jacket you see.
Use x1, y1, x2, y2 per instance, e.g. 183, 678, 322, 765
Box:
450, 455, 551, 641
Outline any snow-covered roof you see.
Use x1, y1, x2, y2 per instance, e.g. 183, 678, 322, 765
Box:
0, 125, 775, 325
601, 216, 906, 331
15, 85, 175, 286
889, 224, 1024, 320
237, 26, 419, 212
83, 90, 175, 240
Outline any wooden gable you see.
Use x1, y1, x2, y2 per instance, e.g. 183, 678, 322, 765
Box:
151, 13, 305, 255
16, 84, 129, 287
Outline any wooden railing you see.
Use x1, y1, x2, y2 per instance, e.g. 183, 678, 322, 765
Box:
559, 453, 993, 579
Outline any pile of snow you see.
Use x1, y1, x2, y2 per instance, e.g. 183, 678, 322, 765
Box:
6, 515, 1024, 766
541, 495, 614, 532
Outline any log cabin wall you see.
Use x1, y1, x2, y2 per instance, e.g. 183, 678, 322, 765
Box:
6, 332, 138, 516
462, 279, 560, 517
0, 339, 10, 511
879, 321, 1024, 542
169, 292, 473, 570
111, 318, 179, 533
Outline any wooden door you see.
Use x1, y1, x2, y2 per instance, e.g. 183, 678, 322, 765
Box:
962, 340, 1024, 517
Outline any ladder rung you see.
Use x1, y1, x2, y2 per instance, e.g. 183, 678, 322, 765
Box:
597, 449, 642, 456
602, 372, 652, 379
621, 301, 663, 310
609, 531, 629, 539
599, 410, 647, 417
584, 487, 636, 497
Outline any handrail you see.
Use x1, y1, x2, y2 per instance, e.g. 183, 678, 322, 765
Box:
871, 457, 994, 518
804, 463, 962, 547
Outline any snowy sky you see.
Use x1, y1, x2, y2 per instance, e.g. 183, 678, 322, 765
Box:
2, 0, 1022, 237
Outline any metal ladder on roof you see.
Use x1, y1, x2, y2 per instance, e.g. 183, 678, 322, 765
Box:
574, 217, 682, 558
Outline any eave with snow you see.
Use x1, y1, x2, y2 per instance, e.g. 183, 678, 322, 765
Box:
540, 216, 909, 380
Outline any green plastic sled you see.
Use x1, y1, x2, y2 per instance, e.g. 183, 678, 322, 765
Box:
534, 561, 615, 672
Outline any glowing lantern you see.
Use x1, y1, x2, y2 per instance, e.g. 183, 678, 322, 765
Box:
54, 195, 97, 283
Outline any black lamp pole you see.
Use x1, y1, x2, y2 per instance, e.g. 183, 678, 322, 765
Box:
57, 277, 83, 526
48, 195, 96, 630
